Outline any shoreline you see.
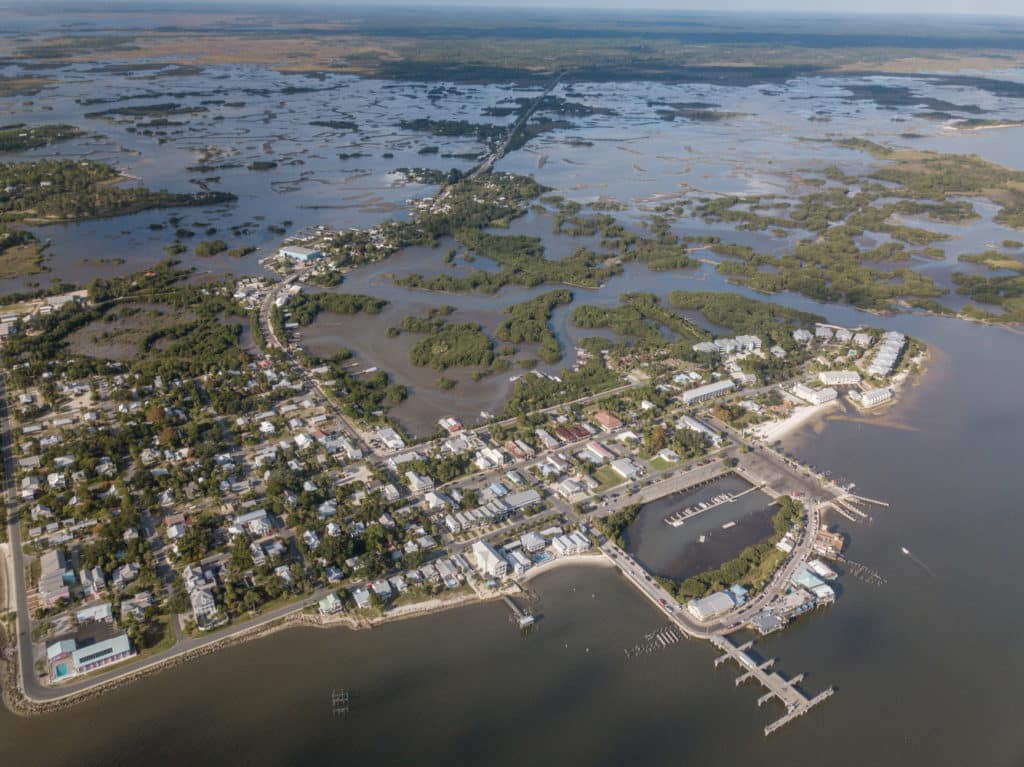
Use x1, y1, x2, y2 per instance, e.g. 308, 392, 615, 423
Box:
517, 552, 614, 584
747, 399, 841, 443
0, 556, 604, 717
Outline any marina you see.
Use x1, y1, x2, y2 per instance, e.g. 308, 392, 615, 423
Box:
663, 483, 766, 527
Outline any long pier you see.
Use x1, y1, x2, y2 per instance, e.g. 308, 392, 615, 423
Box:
503, 596, 535, 628
710, 635, 834, 737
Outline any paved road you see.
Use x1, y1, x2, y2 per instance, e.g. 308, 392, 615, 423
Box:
468, 71, 564, 180
0, 373, 36, 699
258, 275, 369, 451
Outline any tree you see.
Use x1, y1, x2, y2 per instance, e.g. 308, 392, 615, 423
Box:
645, 425, 667, 454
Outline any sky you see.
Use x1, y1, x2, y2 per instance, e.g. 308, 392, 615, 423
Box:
226, 0, 1021, 15
24, 0, 1022, 16
383, 0, 1014, 11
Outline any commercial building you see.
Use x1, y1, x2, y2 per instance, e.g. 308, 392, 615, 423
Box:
818, 370, 861, 387
792, 383, 838, 406
39, 548, 74, 606
681, 379, 735, 406
277, 245, 322, 262
686, 591, 736, 621
70, 634, 136, 676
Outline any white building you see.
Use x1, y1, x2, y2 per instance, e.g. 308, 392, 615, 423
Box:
677, 415, 722, 445
610, 457, 643, 480
793, 328, 813, 344
376, 428, 406, 451
681, 379, 735, 406
686, 591, 736, 621
857, 387, 893, 408
471, 541, 508, 578
792, 383, 838, 406
867, 331, 906, 377
521, 532, 546, 553
406, 471, 434, 494
818, 370, 861, 387
277, 245, 322, 262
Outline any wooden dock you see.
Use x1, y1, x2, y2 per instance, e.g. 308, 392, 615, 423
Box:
503, 596, 535, 628
710, 636, 834, 736
664, 483, 766, 527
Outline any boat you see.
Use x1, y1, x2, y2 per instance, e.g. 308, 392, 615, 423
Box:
901, 546, 910, 556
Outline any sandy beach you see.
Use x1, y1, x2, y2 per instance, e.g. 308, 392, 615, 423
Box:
747, 400, 842, 443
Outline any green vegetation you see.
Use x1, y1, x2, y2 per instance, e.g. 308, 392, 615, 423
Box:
552, 206, 698, 272
399, 230, 619, 293
0, 227, 46, 278
194, 239, 228, 257
572, 292, 707, 347
2, 262, 251, 385
667, 291, 823, 347
0, 124, 84, 152
409, 322, 493, 370
496, 289, 572, 363
84, 102, 207, 120
709, 234, 946, 311
318, 350, 408, 420
958, 251, 1024, 272
400, 118, 505, 146
17, 35, 139, 60
673, 145, 1024, 311
598, 503, 641, 547
310, 119, 359, 131
675, 496, 804, 601
832, 137, 894, 157
0, 159, 235, 225
504, 340, 619, 415
397, 305, 456, 335
951, 272, 1024, 322
285, 293, 387, 326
